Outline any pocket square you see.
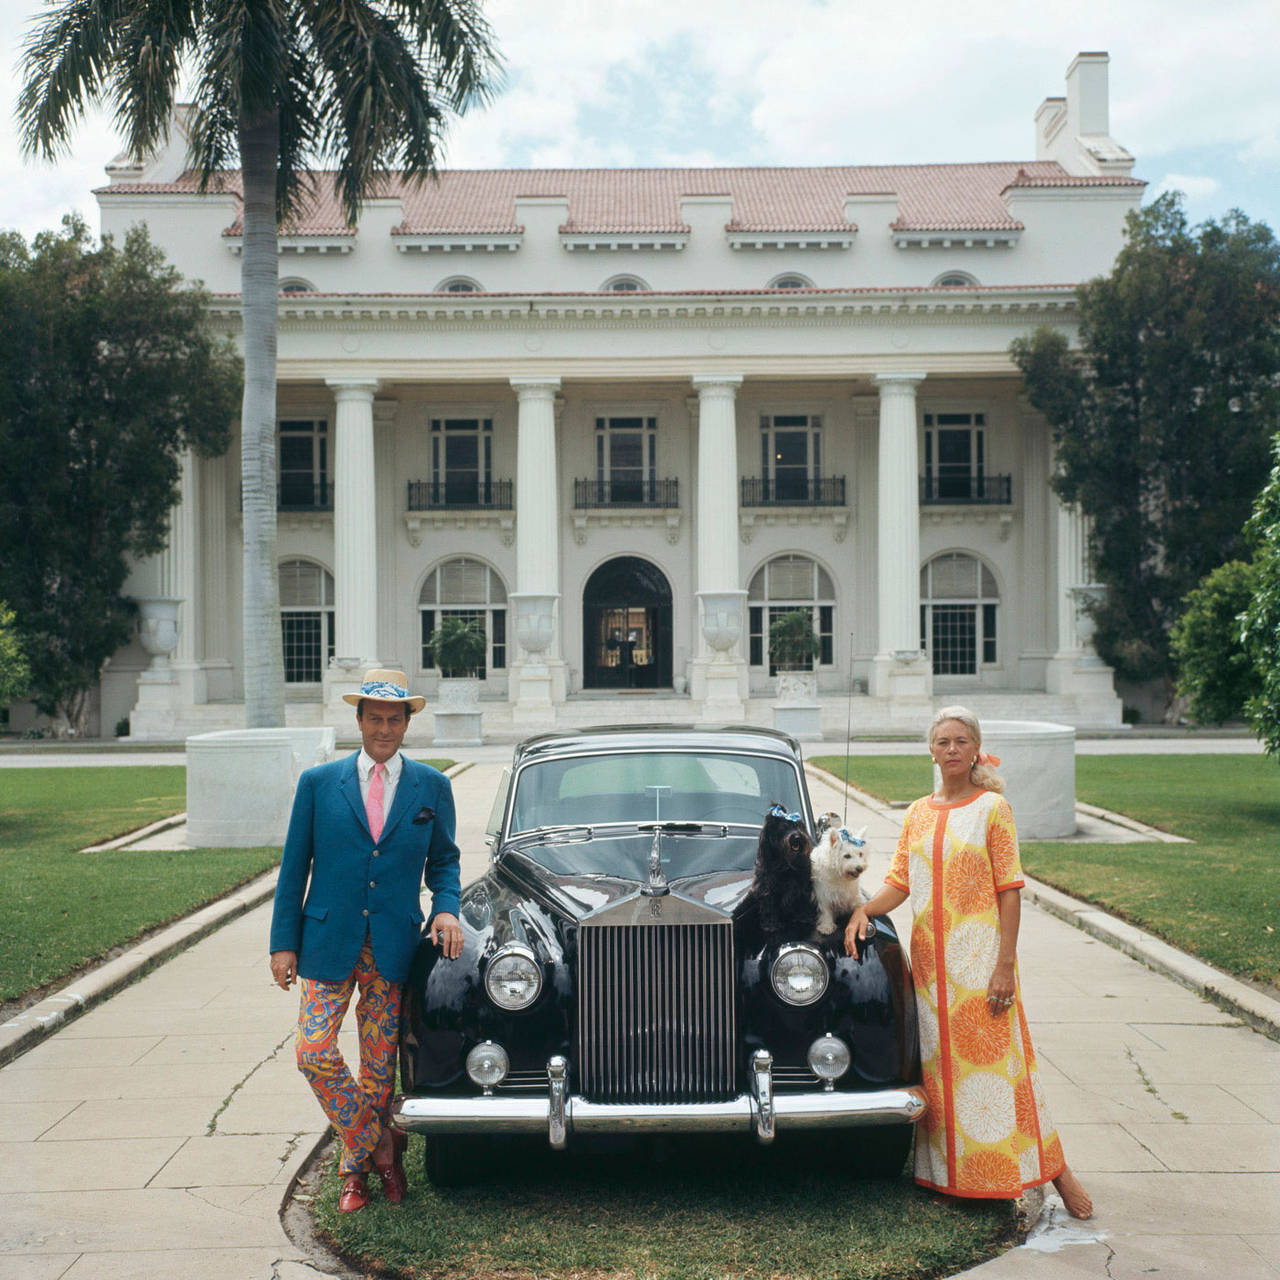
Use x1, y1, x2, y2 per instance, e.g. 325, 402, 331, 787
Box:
413, 806, 435, 825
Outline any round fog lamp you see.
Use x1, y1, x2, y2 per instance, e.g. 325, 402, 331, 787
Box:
770, 943, 829, 1006
807, 1034, 851, 1084
484, 944, 544, 1010
466, 1040, 510, 1092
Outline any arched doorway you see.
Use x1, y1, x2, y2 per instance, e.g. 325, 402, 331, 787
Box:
582, 557, 673, 689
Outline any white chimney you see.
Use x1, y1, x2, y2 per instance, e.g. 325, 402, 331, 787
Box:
1034, 52, 1134, 177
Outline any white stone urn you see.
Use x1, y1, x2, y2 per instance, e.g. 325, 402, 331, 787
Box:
1069, 584, 1107, 665
134, 596, 182, 675
698, 589, 747, 661
510, 592, 558, 658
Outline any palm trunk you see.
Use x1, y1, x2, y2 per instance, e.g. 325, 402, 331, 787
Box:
238, 111, 285, 727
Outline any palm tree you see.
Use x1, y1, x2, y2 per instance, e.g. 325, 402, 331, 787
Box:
18, 0, 501, 727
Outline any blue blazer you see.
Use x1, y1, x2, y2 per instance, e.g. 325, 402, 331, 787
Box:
268, 752, 462, 984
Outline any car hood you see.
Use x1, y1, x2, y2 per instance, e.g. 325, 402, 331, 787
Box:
497, 835, 757, 922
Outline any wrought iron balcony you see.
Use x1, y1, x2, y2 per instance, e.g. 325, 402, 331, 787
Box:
574, 478, 680, 509
919, 474, 1012, 505
740, 476, 846, 507
406, 478, 514, 511
277, 479, 331, 511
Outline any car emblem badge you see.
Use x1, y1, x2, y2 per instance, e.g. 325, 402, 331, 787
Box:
650, 899, 663, 919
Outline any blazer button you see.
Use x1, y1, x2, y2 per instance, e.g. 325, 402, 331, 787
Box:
372, 849, 380, 857
369, 880, 376, 888
362, 909, 369, 917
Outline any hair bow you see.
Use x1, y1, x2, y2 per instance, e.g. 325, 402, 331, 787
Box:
977, 750, 1001, 767
767, 804, 802, 822
837, 827, 866, 847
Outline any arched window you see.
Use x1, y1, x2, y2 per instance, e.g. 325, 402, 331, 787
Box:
747, 554, 835, 673
768, 273, 813, 290
602, 274, 648, 292
932, 271, 978, 288
280, 559, 334, 683
279, 277, 316, 293
419, 558, 507, 678
437, 276, 481, 293
920, 552, 1000, 676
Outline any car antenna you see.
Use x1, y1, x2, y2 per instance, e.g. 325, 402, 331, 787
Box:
842, 632, 855, 826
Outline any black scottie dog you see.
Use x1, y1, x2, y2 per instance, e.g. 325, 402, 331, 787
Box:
744, 804, 817, 940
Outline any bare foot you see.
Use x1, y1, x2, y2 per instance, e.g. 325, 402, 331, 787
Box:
1052, 1167, 1093, 1219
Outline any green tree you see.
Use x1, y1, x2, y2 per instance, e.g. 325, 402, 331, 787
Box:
768, 609, 820, 672
1011, 193, 1280, 708
18, 0, 501, 729
0, 602, 31, 708
1170, 560, 1260, 725
426, 614, 487, 678
1243, 438, 1280, 759
0, 218, 240, 735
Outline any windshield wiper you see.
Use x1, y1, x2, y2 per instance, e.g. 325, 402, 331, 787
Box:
506, 825, 594, 848
636, 822, 729, 836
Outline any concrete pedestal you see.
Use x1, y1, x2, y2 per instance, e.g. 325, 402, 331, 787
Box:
699, 663, 746, 724
186, 727, 336, 847
933, 719, 1076, 838
773, 672, 822, 740
432, 711, 483, 746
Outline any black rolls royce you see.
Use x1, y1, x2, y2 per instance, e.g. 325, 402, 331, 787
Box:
394, 726, 923, 1183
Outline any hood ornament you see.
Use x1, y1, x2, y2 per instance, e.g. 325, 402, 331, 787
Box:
642, 827, 670, 897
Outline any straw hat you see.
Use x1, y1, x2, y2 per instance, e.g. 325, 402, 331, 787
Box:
341, 668, 426, 714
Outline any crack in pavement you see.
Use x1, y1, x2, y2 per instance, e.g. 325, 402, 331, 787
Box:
207, 1030, 296, 1134
1126, 1046, 1190, 1122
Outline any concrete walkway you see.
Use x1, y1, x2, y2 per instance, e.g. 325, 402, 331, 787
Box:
2, 756, 1278, 1279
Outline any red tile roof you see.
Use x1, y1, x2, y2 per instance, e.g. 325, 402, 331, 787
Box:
97, 162, 1144, 236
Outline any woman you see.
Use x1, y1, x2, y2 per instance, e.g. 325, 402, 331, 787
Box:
845, 706, 1092, 1218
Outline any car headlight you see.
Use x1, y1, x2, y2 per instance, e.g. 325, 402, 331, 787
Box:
466, 1040, 510, 1092
770, 943, 829, 1006
484, 943, 544, 1010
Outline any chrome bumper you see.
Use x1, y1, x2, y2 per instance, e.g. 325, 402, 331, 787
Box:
393, 1053, 926, 1148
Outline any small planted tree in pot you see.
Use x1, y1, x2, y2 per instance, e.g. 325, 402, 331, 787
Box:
427, 616, 487, 714
769, 610, 821, 738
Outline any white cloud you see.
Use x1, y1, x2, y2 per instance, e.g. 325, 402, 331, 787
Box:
2, 0, 1278, 240
1148, 173, 1222, 205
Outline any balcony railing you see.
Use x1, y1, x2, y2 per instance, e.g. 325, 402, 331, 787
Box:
406, 479, 514, 511
919, 474, 1012, 505
574, 478, 680, 509
277, 479, 331, 511
741, 476, 846, 507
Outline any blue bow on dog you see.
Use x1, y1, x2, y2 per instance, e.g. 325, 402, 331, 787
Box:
767, 804, 802, 822
838, 827, 866, 847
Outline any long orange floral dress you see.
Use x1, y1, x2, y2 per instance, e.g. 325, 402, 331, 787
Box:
885, 789, 1066, 1198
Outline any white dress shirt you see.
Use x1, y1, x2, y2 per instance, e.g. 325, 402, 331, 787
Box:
357, 748, 403, 824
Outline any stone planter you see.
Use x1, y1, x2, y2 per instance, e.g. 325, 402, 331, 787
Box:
433, 677, 482, 746
773, 670, 821, 740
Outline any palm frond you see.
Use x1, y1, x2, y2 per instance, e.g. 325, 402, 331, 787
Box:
17, 0, 128, 159
109, 0, 203, 158
386, 0, 505, 108
302, 0, 447, 222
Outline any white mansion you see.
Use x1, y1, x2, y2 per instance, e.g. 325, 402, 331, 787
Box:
81, 52, 1142, 741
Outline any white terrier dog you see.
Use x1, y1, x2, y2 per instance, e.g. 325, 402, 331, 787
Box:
809, 815, 869, 936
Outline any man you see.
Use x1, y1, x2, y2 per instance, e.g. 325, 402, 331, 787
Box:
268, 669, 464, 1212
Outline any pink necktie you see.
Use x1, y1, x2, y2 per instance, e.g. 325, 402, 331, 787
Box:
366, 761, 385, 842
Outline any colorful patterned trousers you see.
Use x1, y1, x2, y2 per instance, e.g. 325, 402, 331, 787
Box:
296, 934, 402, 1175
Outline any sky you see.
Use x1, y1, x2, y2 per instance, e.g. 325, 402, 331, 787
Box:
2, 0, 1278, 244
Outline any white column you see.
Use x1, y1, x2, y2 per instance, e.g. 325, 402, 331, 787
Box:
327, 378, 382, 667
510, 377, 564, 719
691, 374, 746, 720
1055, 500, 1088, 656
869, 372, 930, 701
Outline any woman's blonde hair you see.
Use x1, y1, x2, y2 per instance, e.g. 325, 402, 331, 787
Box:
928, 704, 1005, 793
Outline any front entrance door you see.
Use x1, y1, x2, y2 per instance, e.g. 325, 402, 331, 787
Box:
582, 557, 673, 689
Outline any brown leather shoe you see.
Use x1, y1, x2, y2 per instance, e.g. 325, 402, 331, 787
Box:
372, 1135, 408, 1204
338, 1173, 369, 1213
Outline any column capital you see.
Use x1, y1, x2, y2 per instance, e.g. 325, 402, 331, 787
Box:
325, 377, 381, 402
691, 374, 744, 396
510, 376, 562, 400
872, 371, 927, 395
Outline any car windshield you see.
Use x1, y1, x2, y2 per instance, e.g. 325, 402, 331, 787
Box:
508, 750, 805, 835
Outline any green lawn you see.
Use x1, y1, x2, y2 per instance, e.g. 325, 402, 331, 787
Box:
0, 758, 455, 1005
811, 753, 1280, 989
0, 766, 280, 1003
314, 1136, 1015, 1280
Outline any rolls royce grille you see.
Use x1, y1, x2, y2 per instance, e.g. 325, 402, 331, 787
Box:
577, 919, 736, 1103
